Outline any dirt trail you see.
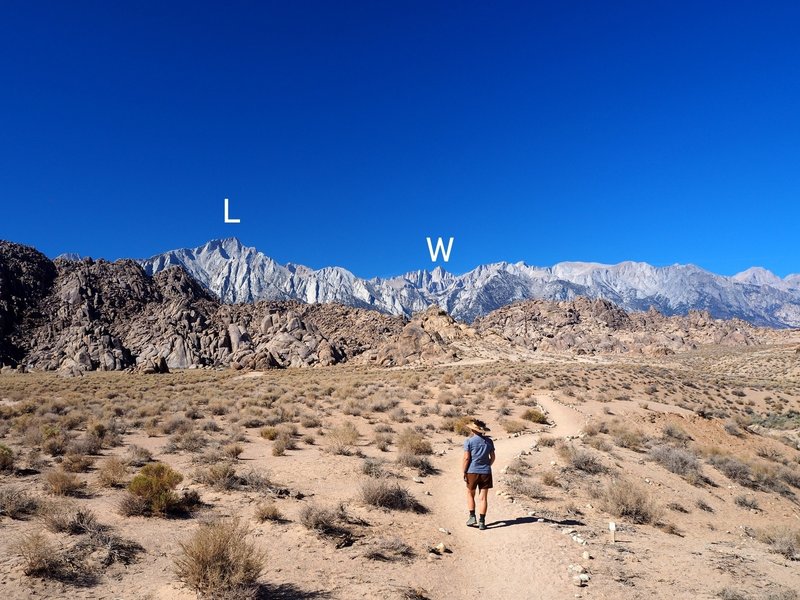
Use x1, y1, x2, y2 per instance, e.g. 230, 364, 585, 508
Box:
420, 397, 590, 599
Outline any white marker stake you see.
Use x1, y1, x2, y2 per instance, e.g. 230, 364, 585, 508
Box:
224, 198, 241, 224
609, 521, 616, 543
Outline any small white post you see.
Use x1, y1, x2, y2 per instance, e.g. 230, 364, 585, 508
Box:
609, 521, 616, 543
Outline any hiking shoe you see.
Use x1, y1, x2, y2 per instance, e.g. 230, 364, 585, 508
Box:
466, 515, 477, 527
479, 521, 487, 531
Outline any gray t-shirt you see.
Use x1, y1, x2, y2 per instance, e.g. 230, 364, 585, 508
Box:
464, 434, 495, 474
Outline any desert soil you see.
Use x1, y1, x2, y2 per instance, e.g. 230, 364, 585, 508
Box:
1, 344, 800, 599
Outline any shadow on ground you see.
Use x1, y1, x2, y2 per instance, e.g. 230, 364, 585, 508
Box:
486, 516, 585, 529
256, 583, 332, 599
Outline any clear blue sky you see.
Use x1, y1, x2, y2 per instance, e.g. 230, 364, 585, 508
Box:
1, 1, 798, 278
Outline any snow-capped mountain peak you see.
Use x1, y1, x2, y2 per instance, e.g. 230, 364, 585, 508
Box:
732, 266, 786, 288
137, 239, 800, 328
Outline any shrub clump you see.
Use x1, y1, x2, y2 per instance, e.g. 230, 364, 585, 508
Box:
613, 428, 647, 451
195, 463, 238, 491
40, 504, 97, 534
0, 444, 14, 472
97, 457, 128, 488
396, 453, 435, 476
16, 531, 62, 577
299, 503, 348, 535
522, 409, 548, 424
360, 479, 427, 513
44, 468, 83, 496
709, 455, 756, 489
600, 478, 661, 524
557, 444, 606, 474
662, 423, 691, 442
650, 445, 702, 482
506, 475, 547, 500
0, 485, 39, 519
326, 422, 361, 455
364, 537, 415, 562
500, 419, 527, 434
734, 495, 759, 510
361, 458, 387, 478
441, 416, 474, 436
756, 528, 800, 560
396, 429, 433, 456
120, 462, 197, 517
174, 519, 265, 599
254, 502, 282, 523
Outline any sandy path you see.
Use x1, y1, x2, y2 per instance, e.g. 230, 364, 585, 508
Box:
420, 397, 591, 599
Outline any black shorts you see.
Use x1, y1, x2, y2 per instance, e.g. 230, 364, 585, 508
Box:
466, 472, 493, 490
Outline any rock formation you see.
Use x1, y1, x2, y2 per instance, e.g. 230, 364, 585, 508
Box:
0, 240, 789, 375
474, 297, 763, 356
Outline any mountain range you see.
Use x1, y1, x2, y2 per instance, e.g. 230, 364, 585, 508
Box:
1, 239, 780, 374
133, 238, 800, 328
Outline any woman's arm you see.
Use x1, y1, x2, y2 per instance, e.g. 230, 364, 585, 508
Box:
462, 450, 471, 479
489, 451, 496, 466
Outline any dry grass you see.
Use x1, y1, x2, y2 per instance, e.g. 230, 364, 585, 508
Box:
299, 503, 349, 535
396, 452, 435, 476
174, 519, 265, 599
558, 444, 606, 474
40, 503, 98, 534
359, 479, 427, 513
708, 454, 757, 489
16, 531, 61, 577
195, 463, 238, 491
0, 354, 797, 597
756, 528, 800, 559
441, 415, 474, 436
326, 422, 361, 455
44, 468, 83, 496
735, 495, 759, 510
599, 477, 661, 524
505, 475, 547, 500
97, 456, 128, 488
521, 408, 548, 424
125, 444, 152, 466
364, 537, 415, 562
0, 486, 39, 519
500, 419, 527, 434
541, 471, 560, 487
0, 444, 14, 471
650, 445, 703, 482
396, 428, 433, 456
254, 501, 283, 522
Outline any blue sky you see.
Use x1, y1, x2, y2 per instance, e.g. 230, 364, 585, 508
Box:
1, 1, 798, 277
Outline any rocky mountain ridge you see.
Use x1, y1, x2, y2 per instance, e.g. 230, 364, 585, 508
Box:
0, 240, 791, 375
136, 238, 800, 328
